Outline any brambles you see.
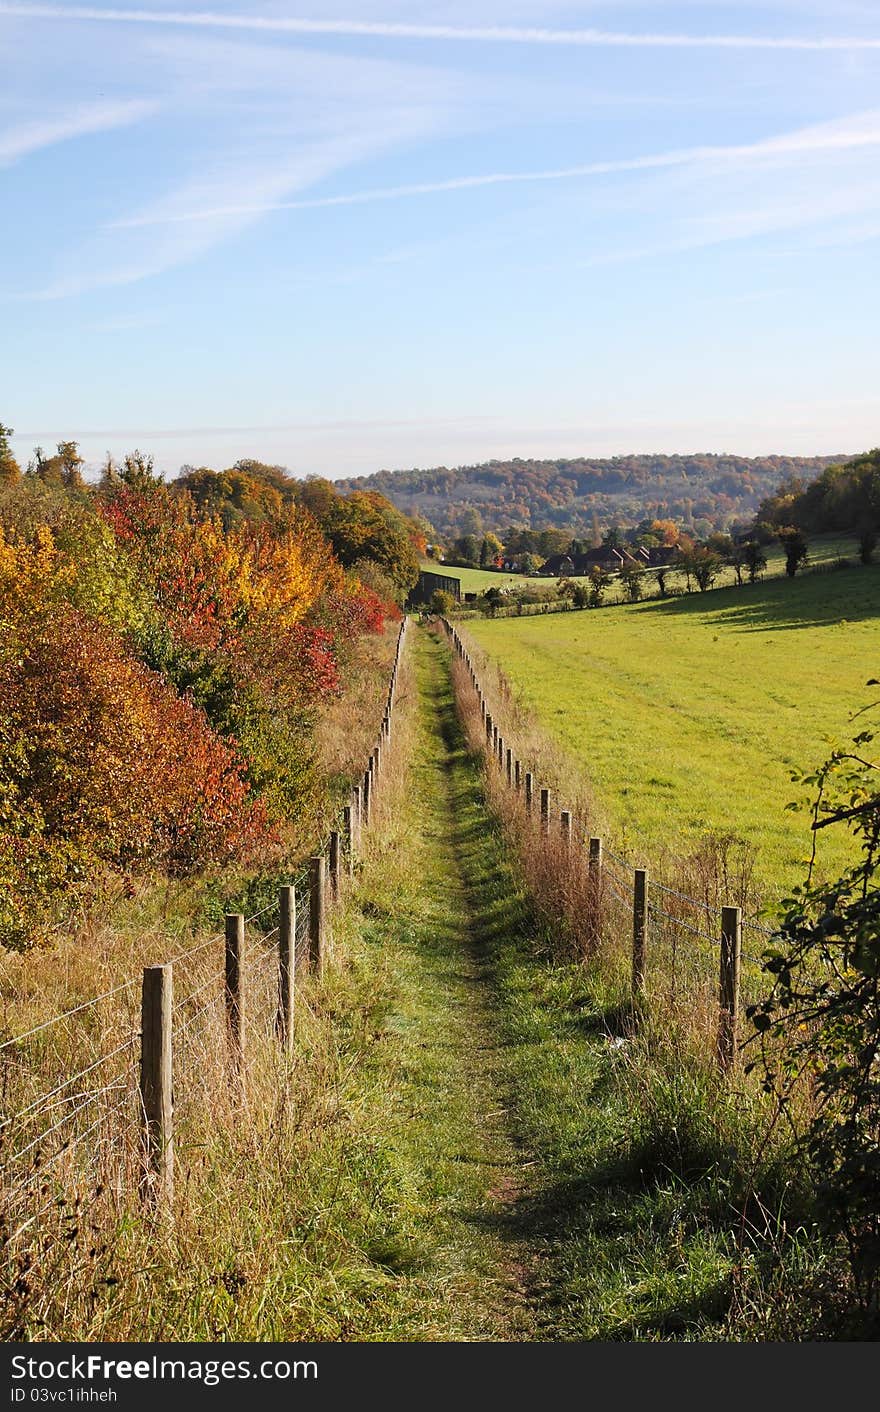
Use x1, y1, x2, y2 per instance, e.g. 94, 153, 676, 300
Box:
429, 589, 456, 616
749, 685, 880, 1312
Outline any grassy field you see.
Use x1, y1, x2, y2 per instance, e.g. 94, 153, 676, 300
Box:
464, 563, 880, 906
420, 560, 530, 593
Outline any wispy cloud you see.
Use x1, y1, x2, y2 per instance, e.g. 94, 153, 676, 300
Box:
109, 109, 880, 228
20, 37, 472, 299
1, 3, 880, 50
0, 97, 157, 165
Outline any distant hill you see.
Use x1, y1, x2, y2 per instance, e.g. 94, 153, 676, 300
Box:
335, 454, 842, 538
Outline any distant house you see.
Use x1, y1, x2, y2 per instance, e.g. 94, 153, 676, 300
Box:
540, 544, 677, 576
539, 548, 619, 576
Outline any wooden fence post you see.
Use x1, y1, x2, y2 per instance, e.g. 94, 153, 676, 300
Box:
588, 838, 603, 945
632, 869, 648, 999
225, 913, 244, 1072
525, 772, 534, 816
560, 810, 572, 846
540, 788, 550, 837
589, 836, 603, 878
343, 805, 355, 876
486, 713, 493, 746
277, 885, 295, 1053
362, 768, 371, 827
515, 759, 522, 792
140, 963, 173, 1207
329, 830, 341, 901
718, 905, 742, 1073
506, 747, 513, 787
309, 856, 327, 976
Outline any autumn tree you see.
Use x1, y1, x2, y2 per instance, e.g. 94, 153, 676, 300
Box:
322, 491, 419, 598
120, 449, 162, 492
620, 564, 645, 602
27, 440, 86, 489
0, 423, 21, 486
588, 567, 611, 607
692, 548, 722, 592
479, 532, 503, 568
58, 441, 86, 489
778, 526, 808, 578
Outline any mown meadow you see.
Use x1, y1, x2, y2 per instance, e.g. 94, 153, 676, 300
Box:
419, 560, 530, 593
465, 563, 880, 907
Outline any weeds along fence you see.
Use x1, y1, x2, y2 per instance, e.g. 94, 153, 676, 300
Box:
0, 619, 409, 1253
444, 620, 773, 1074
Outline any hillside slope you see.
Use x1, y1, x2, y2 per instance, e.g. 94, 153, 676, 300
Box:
336, 454, 841, 538
463, 563, 878, 903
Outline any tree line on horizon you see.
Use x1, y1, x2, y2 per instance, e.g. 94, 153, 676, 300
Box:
334, 451, 842, 541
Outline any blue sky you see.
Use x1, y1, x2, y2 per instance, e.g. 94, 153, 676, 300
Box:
2, 1, 880, 477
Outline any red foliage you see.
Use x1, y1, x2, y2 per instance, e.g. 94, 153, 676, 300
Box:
1, 595, 274, 883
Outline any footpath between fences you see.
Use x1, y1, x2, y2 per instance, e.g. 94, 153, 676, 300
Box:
444, 619, 772, 1076
0, 618, 408, 1248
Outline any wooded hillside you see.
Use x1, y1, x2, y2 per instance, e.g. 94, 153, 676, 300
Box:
336, 453, 841, 539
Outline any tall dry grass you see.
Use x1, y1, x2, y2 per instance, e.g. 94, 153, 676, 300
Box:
0, 623, 410, 1340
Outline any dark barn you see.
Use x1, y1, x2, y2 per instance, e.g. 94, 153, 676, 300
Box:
409, 570, 462, 607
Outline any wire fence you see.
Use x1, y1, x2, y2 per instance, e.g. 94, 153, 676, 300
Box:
0, 618, 409, 1260
446, 619, 775, 1069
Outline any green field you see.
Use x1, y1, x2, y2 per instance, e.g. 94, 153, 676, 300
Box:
465, 564, 880, 904
420, 560, 530, 593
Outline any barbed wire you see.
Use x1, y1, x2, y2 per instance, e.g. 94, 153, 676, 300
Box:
0, 1034, 137, 1132
603, 842, 631, 870
165, 929, 224, 968
0, 978, 140, 1055
650, 879, 716, 914
647, 901, 718, 947
0, 634, 403, 1242
744, 916, 778, 939
3, 1089, 138, 1232
603, 877, 632, 911
2, 1077, 133, 1201
172, 967, 226, 1014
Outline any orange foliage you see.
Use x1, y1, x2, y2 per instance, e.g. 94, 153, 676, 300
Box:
0, 530, 274, 949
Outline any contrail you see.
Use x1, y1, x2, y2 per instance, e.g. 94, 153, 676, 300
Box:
1, 3, 880, 51
112, 119, 880, 228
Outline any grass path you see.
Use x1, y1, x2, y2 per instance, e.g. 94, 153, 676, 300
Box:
337, 624, 546, 1339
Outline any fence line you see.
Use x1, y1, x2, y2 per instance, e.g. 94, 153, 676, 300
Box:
0, 618, 409, 1246
444, 617, 770, 1074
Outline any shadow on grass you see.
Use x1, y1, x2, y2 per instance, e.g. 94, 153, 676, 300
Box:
633, 561, 878, 632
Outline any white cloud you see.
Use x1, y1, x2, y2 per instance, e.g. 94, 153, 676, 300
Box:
21, 37, 474, 298
0, 98, 157, 165
107, 107, 880, 228
1, 2, 880, 49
